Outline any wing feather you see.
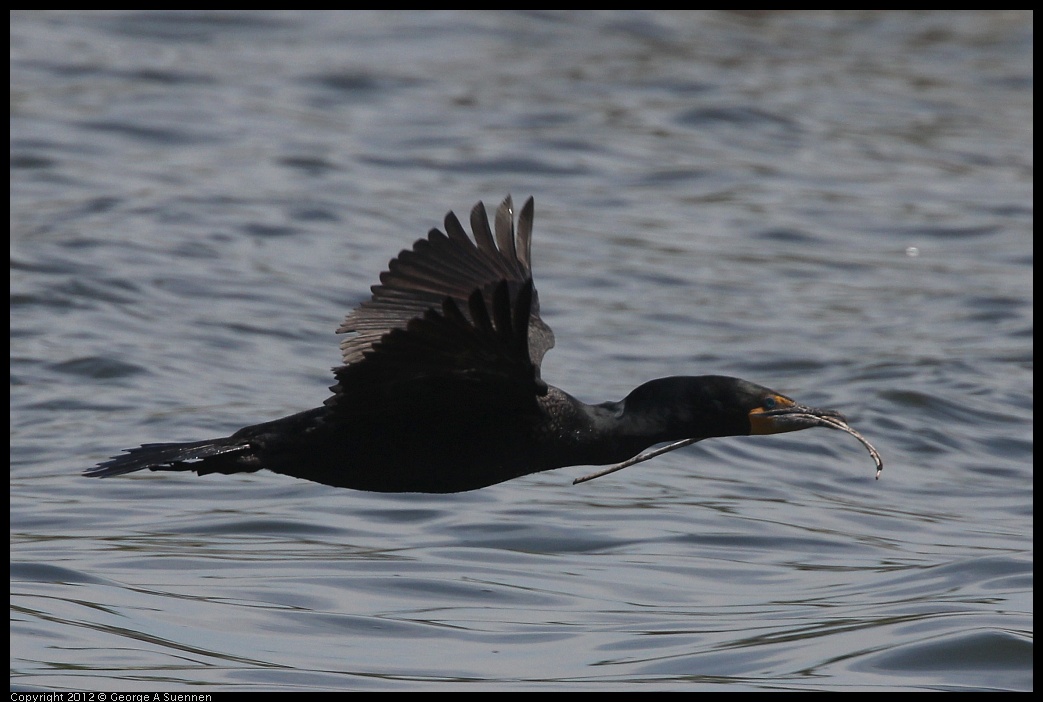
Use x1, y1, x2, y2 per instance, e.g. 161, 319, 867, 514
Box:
328, 197, 554, 414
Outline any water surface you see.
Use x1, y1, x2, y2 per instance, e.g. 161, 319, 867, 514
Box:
11, 10, 1032, 691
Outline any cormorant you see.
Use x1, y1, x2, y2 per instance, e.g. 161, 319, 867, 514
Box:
86, 197, 881, 493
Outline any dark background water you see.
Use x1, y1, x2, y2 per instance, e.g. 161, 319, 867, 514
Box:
11, 10, 1032, 691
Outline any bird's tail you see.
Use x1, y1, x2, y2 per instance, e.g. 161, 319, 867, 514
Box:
85, 436, 254, 479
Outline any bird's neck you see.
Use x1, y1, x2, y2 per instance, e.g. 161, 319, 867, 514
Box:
543, 384, 697, 469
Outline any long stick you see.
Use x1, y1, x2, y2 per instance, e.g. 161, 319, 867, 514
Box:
572, 415, 883, 485
572, 438, 699, 485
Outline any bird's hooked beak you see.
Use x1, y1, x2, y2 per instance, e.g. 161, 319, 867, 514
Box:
749, 400, 883, 478
749, 401, 847, 435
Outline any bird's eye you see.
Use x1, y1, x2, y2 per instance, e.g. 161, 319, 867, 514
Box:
763, 396, 777, 410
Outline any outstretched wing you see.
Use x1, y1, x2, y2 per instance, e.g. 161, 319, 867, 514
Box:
337, 196, 553, 368
327, 196, 554, 414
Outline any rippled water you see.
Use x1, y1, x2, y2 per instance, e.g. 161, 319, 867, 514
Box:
11, 10, 1032, 691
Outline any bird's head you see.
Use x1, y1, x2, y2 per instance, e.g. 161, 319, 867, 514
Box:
603, 375, 881, 481
623, 375, 847, 438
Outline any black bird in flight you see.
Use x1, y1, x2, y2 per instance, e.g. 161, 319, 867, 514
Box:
87, 197, 880, 493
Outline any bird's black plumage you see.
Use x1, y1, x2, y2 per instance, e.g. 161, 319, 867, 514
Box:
87, 196, 880, 492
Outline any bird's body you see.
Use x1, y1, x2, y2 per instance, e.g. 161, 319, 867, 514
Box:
88, 197, 881, 492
